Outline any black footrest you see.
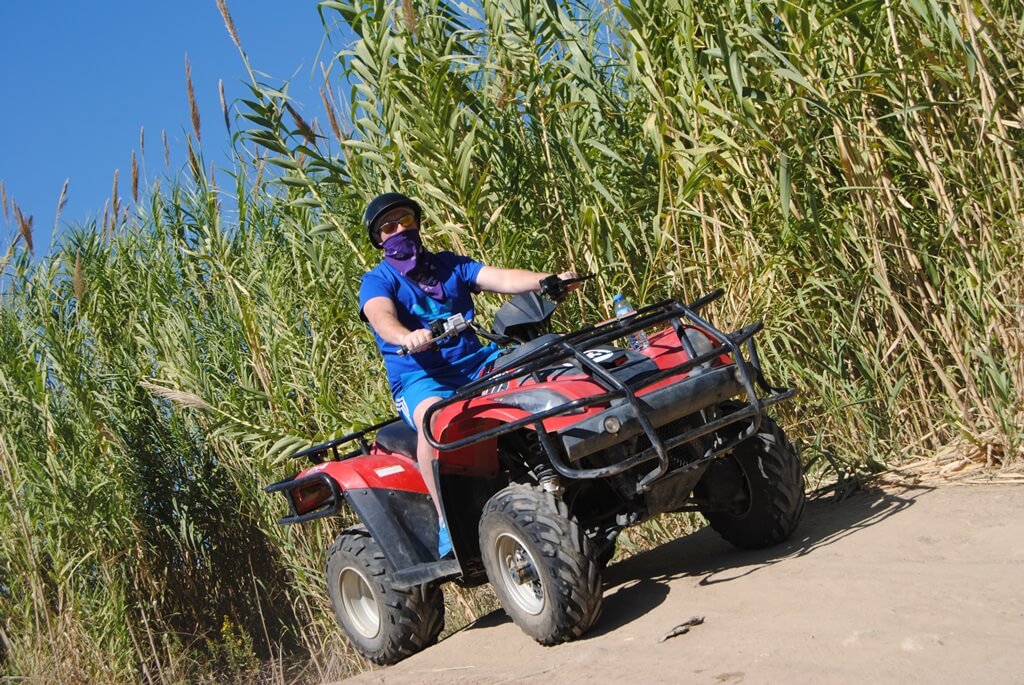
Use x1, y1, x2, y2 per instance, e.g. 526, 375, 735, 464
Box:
392, 558, 461, 589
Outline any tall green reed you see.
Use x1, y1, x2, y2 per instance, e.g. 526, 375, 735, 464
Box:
0, 0, 1020, 681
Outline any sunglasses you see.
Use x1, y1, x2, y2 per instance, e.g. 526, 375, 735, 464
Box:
377, 213, 417, 234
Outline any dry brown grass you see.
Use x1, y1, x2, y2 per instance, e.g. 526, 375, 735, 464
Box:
12, 201, 33, 253
219, 79, 231, 135
320, 88, 343, 143
54, 178, 69, 230
215, 0, 244, 56
185, 53, 201, 143
131, 152, 139, 205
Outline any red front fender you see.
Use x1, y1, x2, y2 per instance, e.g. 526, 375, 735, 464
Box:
432, 405, 526, 477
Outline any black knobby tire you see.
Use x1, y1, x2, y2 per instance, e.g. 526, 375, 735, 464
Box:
701, 415, 805, 549
326, 528, 444, 665
479, 484, 602, 645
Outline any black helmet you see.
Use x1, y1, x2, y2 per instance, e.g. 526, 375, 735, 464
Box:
364, 192, 422, 248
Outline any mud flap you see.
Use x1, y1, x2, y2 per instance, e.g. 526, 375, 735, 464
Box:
345, 488, 462, 588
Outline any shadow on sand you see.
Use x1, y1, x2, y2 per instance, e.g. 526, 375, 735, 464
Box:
589, 483, 931, 637
460, 482, 933, 639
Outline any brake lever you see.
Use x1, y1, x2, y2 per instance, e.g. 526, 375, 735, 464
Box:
475, 326, 516, 346
562, 273, 596, 286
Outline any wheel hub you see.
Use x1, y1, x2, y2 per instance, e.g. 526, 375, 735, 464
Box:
339, 566, 381, 639
495, 532, 544, 615
510, 551, 539, 584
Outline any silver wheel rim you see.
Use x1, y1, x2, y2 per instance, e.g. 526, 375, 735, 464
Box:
339, 566, 381, 639
495, 531, 545, 616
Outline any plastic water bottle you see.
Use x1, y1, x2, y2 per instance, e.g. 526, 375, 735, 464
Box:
613, 293, 649, 351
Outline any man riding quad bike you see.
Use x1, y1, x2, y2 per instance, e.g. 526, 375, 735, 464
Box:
354, 192, 583, 559
266, 275, 805, 664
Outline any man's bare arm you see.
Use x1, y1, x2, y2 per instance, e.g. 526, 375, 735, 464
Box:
476, 266, 577, 295
362, 296, 432, 350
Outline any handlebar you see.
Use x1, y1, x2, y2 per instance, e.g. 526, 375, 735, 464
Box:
397, 273, 594, 355
398, 313, 471, 356
539, 273, 595, 302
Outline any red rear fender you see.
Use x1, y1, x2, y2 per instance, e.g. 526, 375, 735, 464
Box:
297, 453, 428, 495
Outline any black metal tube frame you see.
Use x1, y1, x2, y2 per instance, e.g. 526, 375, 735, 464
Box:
263, 471, 344, 525
288, 416, 399, 465
421, 290, 795, 491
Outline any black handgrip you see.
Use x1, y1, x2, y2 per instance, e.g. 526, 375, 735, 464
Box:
539, 273, 595, 302
399, 322, 444, 356
398, 340, 432, 357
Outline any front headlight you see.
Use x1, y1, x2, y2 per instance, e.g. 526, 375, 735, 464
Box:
497, 389, 575, 414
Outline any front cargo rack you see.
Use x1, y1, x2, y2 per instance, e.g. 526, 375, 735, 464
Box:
422, 290, 795, 493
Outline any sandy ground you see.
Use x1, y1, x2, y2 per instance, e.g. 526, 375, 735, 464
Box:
340, 482, 1024, 684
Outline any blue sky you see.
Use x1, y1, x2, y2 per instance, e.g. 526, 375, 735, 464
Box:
0, 1, 341, 254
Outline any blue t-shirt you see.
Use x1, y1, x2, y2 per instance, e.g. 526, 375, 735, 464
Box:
359, 252, 486, 396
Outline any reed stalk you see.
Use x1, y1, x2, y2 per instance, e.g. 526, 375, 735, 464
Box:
1, 0, 1020, 681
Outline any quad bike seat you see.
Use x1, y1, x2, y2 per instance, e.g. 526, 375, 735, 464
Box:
375, 420, 418, 460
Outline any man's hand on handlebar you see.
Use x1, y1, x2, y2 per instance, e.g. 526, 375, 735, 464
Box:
397, 314, 472, 355
400, 328, 433, 352
540, 272, 594, 301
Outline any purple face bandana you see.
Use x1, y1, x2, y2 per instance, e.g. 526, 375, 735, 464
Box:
382, 230, 444, 301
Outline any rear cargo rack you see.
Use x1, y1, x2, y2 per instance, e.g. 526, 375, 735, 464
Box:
423, 290, 795, 492
286, 417, 399, 465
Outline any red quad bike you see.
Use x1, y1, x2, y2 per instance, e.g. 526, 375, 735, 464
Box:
265, 277, 805, 664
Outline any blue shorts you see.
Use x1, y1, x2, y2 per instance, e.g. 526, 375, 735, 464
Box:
395, 344, 501, 429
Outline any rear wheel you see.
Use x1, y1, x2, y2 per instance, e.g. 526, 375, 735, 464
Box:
479, 485, 602, 644
698, 414, 805, 549
326, 528, 444, 664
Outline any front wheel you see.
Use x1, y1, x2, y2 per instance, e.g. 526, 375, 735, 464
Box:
479, 485, 602, 644
326, 528, 444, 665
698, 414, 805, 549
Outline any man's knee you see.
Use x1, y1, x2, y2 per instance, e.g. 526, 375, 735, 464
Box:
412, 396, 443, 432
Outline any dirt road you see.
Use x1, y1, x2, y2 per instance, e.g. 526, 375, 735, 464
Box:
342, 483, 1024, 684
